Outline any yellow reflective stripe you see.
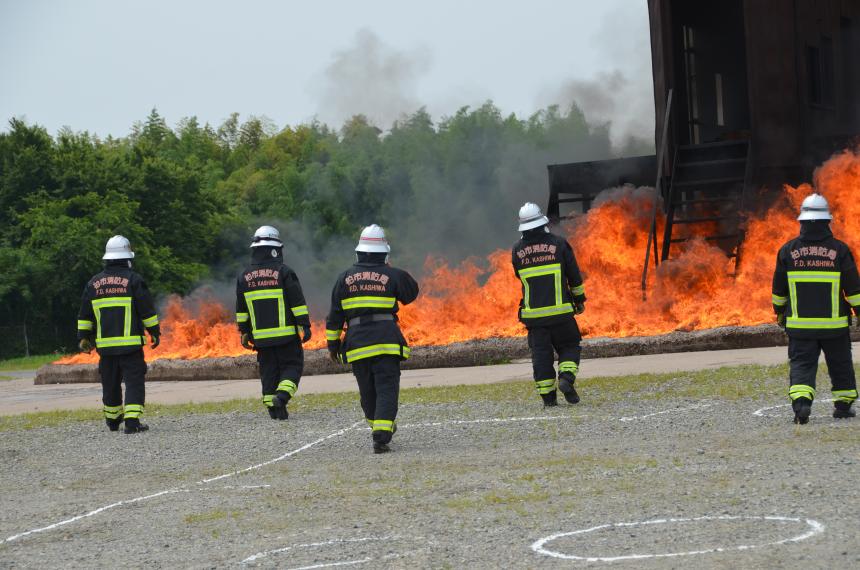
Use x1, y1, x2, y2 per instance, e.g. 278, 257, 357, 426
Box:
559, 361, 579, 373
372, 419, 394, 432
95, 336, 144, 348
236, 312, 250, 323
402, 346, 411, 359
785, 316, 849, 329
103, 405, 123, 419
325, 329, 342, 341
571, 284, 585, 296
786, 271, 840, 279
262, 394, 274, 407
833, 389, 858, 402
277, 379, 298, 396
365, 418, 374, 427
534, 379, 555, 387
518, 263, 561, 278
846, 293, 860, 306
534, 378, 556, 394
77, 320, 94, 331
521, 303, 574, 318
252, 326, 297, 339
123, 404, 144, 419
771, 294, 789, 306
291, 305, 309, 317
345, 343, 405, 362
789, 384, 816, 400
142, 315, 159, 327
341, 296, 396, 310
787, 271, 842, 320
91, 297, 133, 340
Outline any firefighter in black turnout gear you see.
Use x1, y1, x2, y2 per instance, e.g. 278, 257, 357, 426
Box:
326, 225, 419, 454
236, 226, 312, 420
77, 236, 160, 433
772, 193, 859, 424
512, 203, 586, 407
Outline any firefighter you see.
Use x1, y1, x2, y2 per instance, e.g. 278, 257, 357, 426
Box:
236, 226, 312, 420
77, 236, 160, 434
325, 225, 419, 454
512, 202, 586, 407
772, 193, 858, 424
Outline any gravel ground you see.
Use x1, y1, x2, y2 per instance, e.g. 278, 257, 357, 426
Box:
1, 373, 858, 569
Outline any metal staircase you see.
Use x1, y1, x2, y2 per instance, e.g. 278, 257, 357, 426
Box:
659, 139, 751, 267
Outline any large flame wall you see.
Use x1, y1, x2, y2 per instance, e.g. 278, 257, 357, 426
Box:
59, 150, 860, 365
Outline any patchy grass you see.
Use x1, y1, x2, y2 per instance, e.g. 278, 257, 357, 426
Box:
0, 362, 833, 432
183, 509, 242, 524
0, 354, 65, 371
0, 375, 14, 381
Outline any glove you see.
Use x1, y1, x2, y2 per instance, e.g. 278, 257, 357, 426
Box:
776, 312, 786, 328
574, 301, 585, 315
78, 338, 94, 353
150, 334, 160, 349
241, 332, 255, 350
328, 340, 342, 364
301, 325, 312, 344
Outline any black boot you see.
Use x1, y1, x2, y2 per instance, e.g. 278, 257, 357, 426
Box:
833, 401, 856, 419
106, 415, 124, 432
541, 391, 558, 407
792, 397, 812, 425
267, 406, 279, 419
271, 393, 289, 420
558, 373, 580, 404
372, 430, 392, 454
124, 418, 149, 434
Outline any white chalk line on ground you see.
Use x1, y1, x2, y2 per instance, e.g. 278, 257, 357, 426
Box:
618, 403, 713, 422
242, 536, 395, 564
242, 535, 433, 567
2, 422, 362, 544
754, 398, 835, 417
3, 402, 712, 546
531, 515, 825, 562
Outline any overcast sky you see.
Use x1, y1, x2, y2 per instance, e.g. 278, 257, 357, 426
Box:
1, 0, 654, 144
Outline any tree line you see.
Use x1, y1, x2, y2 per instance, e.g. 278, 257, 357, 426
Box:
0, 104, 650, 358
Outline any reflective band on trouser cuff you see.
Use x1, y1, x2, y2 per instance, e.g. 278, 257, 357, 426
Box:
847, 293, 860, 306
325, 329, 342, 341
534, 378, 556, 395
786, 317, 849, 329
372, 419, 394, 432
832, 389, 858, 403
78, 320, 94, 331
772, 294, 789, 307
789, 384, 816, 401
142, 315, 159, 328
103, 405, 123, 419
521, 303, 574, 319
236, 312, 250, 323
341, 296, 396, 310
276, 379, 298, 396
559, 361, 579, 375
252, 326, 298, 339
96, 336, 144, 348
123, 404, 144, 419
262, 394, 274, 408
345, 344, 408, 363
571, 284, 585, 296
291, 305, 309, 317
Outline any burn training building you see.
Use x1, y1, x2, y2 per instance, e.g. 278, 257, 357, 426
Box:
547, 0, 860, 266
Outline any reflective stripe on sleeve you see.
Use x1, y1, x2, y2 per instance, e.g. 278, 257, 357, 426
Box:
771, 294, 789, 307
142, 315, 159, 328
77, 320, 94, 331
846, 293, 860, 306
571, 284, 585, 296
236, 312, 250, 323
325, 329, 342, 341
291, 305, 309, 317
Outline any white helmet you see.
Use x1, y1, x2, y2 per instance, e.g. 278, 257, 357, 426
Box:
355, 224, 391, 253
518, 202, 549, 231
797, 193, 832, 221
103, 235, 135, 260
250, 225, 283, 248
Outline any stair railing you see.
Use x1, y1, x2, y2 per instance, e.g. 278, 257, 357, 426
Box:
641, 88, 674, 301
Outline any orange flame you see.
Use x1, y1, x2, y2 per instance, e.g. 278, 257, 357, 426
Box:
58, 150, 860, 365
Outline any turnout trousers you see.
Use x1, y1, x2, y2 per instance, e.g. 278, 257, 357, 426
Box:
352, 355, 400, 444
788, 333, 858, 405
527, 319, 582, 400
256, 341, 304, 409
98, 349, 147, 421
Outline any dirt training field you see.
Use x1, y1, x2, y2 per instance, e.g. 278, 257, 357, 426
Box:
1, 365, 858, 569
